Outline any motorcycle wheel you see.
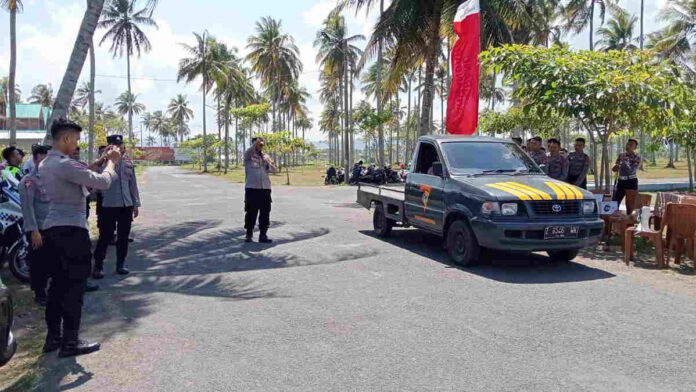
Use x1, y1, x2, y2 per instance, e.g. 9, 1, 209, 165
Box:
8, 242, 30, 283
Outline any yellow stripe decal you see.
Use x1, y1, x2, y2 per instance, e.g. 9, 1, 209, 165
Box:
560, 182, 584, 200
545, 182, 567, 200
414, 215, 436, 225
485, 183, 532, 200
501, 182, 553, 200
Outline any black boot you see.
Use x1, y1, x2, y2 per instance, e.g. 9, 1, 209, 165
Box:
245, 230, 253, 243
42, 334, 62, 353
258, 230, 272, 243
92, 263, 104, 279
85, 281, 100, 292
58, 340, 101, 358
34, 295, 47, 307
116, 262, 129, 275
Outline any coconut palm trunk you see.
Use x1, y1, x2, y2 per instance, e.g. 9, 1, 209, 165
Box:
46, 0, 106, 141
376, 0, 385, 167
418, 2, 443, 136
589, 0, 595, 51
8, 4, 17, 146
88, 36, 96, 161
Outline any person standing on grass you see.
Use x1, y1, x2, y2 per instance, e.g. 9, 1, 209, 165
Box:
244, 136, 277, 243
567, 138, 591, 189
19, 144, 51, 306
39, 119, 121, 358
612, 139, 642, 215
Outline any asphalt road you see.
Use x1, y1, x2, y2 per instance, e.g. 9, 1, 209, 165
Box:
38, 166, 696, 392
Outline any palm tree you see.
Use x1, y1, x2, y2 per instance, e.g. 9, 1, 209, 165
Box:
315, 11, 364, 169
114, 91, 146, 134
29, 84, 55, 107
167, 94, 194, 143
178, 32, 226, 172
596, 7, 638, 51
1, 76, 20, 103
150, 110, 166, 146
98, 0, 158, 140
564, 0, 618, 51
529, 1, 564, 47
74, 81, 101, 108
246, 17, 302, 132
140, 111, 153, 146
2, 0, 22, 145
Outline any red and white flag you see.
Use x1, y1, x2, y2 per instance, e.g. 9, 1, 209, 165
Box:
446, 0, 480, 135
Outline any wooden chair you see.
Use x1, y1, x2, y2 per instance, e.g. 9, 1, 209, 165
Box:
665, 203, 696, 266
611, 193, 653, 251
624, 203, 672, 268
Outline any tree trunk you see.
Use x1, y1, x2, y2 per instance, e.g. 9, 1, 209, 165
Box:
8, 7, 18, 146
589, 0, 595, 51
687, 146, 693, 192
419, 1, 443, 136
46, 0, 106, 142
666, 142, 675, 168
224, 100, 230, 174
640, 0, 644, 50
202, 79, 208, 172
88, 35, 96, 162
376, 0, 386, 168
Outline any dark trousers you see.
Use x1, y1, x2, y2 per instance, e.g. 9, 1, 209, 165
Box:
43, 226, 92, 341
613, 178, 639, 211
93, 206, 134, 270
244, 188, 272, 236
28, 233, 50, 299
567, 175, 587, 190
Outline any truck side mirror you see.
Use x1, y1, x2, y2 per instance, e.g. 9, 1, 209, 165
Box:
432, 162, 444, 177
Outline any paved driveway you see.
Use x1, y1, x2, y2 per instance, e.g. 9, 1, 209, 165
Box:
38, 166, 696, 392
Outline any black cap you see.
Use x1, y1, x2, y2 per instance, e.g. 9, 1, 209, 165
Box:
31, 144, 51, 155
107, 135, 124, 145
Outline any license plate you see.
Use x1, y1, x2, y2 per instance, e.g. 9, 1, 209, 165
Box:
544, 225, 579, 240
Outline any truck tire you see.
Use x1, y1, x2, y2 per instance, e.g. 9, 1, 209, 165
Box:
547, 249, 579, 263
446, 220, 480, 266
373, 203, 394, 237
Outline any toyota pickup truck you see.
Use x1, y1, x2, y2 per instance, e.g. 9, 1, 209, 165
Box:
357, 136, 604, 265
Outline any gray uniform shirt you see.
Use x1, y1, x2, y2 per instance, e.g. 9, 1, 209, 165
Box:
101, 156, 141, 208
244, 147, 275, 189
39, 149, 117, 230
18, 168, 49, 232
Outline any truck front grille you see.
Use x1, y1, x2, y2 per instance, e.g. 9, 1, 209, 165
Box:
530, 200, 580, 215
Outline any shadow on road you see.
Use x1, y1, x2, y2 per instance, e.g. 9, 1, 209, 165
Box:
360, 229, 615, 284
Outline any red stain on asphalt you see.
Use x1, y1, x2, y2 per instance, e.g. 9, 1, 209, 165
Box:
324, 317, 353, 335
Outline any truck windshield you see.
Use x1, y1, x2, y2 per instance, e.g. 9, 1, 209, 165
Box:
441, 142, 543, 175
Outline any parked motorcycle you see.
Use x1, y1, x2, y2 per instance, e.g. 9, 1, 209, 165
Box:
0, 183, 29, 283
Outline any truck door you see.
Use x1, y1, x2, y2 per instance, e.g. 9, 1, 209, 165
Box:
405, 142, 446, 232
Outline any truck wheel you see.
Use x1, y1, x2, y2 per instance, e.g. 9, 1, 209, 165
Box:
446, 220, 480, 266
373, 204, 394, 237
547, 249, 579, 263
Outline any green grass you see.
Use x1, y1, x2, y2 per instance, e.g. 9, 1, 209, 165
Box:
191, 164, 331, 187
587, 158, 691, 182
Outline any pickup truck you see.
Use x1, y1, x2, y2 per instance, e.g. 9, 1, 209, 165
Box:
357, 136, 604, 265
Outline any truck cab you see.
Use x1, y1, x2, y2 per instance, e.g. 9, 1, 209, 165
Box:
358, 136, 604, 265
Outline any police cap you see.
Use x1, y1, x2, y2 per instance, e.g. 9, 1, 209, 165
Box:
107, 135, 124, 145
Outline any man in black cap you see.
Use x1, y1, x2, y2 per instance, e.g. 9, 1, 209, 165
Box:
92, 135, 140, 277
39, 118, 121, 357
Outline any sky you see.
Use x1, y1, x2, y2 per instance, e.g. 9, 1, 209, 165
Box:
0, 0, 671, 143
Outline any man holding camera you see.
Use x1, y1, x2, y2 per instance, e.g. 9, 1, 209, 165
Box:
244, 137, 277, 243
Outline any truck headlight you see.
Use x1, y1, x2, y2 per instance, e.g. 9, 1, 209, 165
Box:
583, 200, 596, 214
481, 202, 500, 215
501, 203, 518, 216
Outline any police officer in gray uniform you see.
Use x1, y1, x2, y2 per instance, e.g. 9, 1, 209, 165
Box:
92, 135, 140, 278
39, 119, 121, 357
19, 144, 51, 306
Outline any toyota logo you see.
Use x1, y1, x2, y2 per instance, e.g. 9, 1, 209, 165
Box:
552, 204, 563, 213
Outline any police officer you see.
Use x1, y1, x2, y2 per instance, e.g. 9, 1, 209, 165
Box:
92, 135, 140, 278
528, 136, 548, 166
18, 144, 51, 306
567, 138, 591, 189
244, 137, 276, 243
39, 119, 120, 357
546, 138, 569, 181
612, 139, 642, 215
1, 146, 24, 185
